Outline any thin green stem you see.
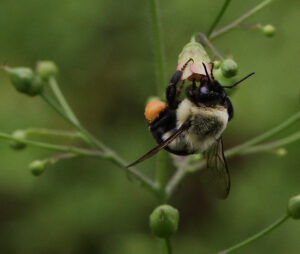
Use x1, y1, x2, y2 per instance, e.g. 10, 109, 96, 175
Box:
0, 131, 157, 193
164, 238, 172, 254
149, 0, 166, 98
219, 214, 290, 254
207, 0, 233, 37
41, 91, 106, 150
197, 32, 224, 60
0, 132, 103, 157
242, 130, 300, 155
48, 76, 80, 125
210, 0, 273, 40
156, 151, 168, 202
26, 128, 82, 139
225, 110, 300, 157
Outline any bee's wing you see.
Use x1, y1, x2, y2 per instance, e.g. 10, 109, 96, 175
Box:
127, 119, 191, 168
202, 137, 230, 199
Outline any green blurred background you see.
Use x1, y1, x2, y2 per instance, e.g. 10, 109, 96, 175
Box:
0, 0, 299, 253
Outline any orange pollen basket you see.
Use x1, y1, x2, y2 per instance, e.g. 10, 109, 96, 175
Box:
144, 101, 167, 122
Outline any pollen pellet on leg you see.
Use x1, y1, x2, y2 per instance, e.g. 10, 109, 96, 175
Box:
145, 101, 167, 122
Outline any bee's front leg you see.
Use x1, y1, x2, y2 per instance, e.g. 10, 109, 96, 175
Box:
166, 70, 182, 109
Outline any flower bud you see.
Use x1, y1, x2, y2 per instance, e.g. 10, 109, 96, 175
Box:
4, 67, 44, 96
29, 160, 46, 176
149, 204, 179, 238
10, 130, 27, 150
288, 194, 300, 219
221, 59, 238, 78
36, 61, 58, 80
213, 60, 222, 69
262, 24, 276, 38
275, 148, 287, 157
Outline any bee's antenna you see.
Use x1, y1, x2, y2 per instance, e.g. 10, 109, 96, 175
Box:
210, 62, 215, 80
202, 62, 211, 81
223, 72, 255, 89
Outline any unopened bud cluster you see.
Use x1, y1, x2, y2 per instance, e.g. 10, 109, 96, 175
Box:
3, 61, 58, 97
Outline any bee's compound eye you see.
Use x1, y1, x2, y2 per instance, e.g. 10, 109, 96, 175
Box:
200, 86, 209, 94
145, 101, 167, 122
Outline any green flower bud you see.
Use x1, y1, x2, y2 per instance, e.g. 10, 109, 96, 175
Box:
213, 60, 222, 69
262, 24, 276, 38
10, 130, 27, 150
4, 67, 44, 96
288, 194, 300, 219
275, 148, 287, 157
36, 61, 58, 80
29, 160, 46, 176
221, 59, 238, 78
149, 204, 179, 238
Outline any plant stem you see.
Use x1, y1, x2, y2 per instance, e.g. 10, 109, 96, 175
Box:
0, 131, 157, 193
41, 92, 106, 150
156, 150, 168, 202
207, 0, 233, 37
210, 0, 273, 40
197, 32, 224, 60
219, 214, 290, 254
48, 76, 80, 125
225, 110, 300, 157
0, 132, 103, 156
164, 238, 172, 254
242, 130, 300, 155
26, 128, 82, 139
149, 0, 166, 98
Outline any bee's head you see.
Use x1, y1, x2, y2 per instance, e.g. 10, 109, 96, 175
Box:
186, 62, 255, 107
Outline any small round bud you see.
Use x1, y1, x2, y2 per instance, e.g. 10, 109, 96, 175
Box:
262, 24, 276, 38
275, 148, 287, 157
36, 61, 58, 80
288, 195, 300, 219
149, 204, 179, 238
4, 67, 44, 96
10, 130, 27, 150
221, 59, 238, 78
213, 60, 222, 69
29, 160, 46, 176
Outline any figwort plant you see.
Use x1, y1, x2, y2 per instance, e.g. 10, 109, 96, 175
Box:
0, 0, 299, 253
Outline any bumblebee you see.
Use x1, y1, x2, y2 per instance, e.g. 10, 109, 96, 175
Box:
128, 59, 254, 198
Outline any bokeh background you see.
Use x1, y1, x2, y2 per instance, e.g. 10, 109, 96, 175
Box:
0, 0, 299, 253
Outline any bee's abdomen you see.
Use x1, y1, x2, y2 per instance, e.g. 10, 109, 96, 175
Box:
191, 115, 225, 137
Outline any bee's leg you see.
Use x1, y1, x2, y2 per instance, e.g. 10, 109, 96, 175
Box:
225, 97, 234, 121
176, 80, 185, 98
166, 58, 194, 110
166, 70, 183, 109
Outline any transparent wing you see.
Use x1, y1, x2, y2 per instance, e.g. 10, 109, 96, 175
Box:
126, 119, 191, 168
201, 137, 230, 199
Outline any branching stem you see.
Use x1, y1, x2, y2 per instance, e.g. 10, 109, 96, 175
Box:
219, 214, 290, 254
207, 0, 233, 37
210, 0, 273, 40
